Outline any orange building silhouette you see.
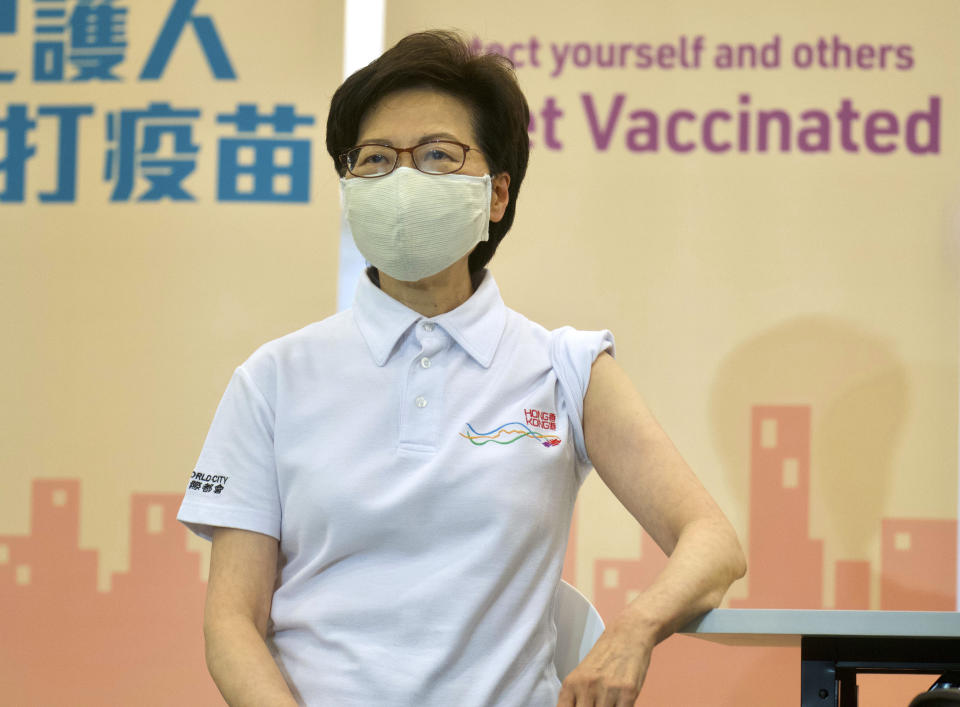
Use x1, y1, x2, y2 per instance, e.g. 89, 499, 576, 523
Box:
732, 405, 822, 608
835, 559, 871, 609
881, 517, 957, 610
0, 479, 220, 706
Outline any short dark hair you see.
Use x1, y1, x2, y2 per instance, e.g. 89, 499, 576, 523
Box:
326, 30, 530, 274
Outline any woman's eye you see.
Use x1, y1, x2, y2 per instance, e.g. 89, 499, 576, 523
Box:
360, 152, 386, 164
425, 149, 454, 161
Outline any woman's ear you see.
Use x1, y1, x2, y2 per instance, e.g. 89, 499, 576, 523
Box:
489, 172, 511, 223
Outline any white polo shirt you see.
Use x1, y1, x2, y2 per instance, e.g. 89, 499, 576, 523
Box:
177, 271, 614, 706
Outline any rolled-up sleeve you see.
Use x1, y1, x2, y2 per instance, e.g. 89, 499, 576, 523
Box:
550, 326, 616, 483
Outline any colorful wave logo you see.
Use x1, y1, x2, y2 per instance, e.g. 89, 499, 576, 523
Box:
460, 422, 562, 448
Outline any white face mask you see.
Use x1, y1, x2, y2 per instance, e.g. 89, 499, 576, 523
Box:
340, 167, 493, 282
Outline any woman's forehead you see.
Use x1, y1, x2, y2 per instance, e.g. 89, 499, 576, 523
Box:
357, 88, 476, 143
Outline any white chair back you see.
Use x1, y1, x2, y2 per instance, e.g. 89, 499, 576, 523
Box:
553, 580, 605, 681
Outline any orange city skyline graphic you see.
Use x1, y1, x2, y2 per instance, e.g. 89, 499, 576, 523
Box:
592, 406, 956, 617
1, 405, 955, 705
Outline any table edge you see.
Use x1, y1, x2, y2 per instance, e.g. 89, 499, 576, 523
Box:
679, 609, 960, 638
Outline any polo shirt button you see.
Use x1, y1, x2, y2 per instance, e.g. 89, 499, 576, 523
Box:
422, 322, 435, 332
420, 357, 431, 369
415, 396, 428, 408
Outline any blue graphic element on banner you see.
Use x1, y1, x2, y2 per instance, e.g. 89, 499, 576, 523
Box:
68, 0, 127, 81
104, 102, 200, 201
0, 0, 16, 81
0, 103, 94, 202
32, 0, 66, 81
37, 105, 94, 201
140, 0, 235, 80
0, 105, 36, 201
0, 0, 15, 32
33, 40, 63, 80
216, 104, 314, 202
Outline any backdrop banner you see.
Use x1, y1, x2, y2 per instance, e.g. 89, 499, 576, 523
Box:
382, 1, 958, 704
1, 0, 958, 704
0, 0, 342, 703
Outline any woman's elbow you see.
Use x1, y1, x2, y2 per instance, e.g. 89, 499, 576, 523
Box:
709, 522, 748, 605
730, 537, 747, 582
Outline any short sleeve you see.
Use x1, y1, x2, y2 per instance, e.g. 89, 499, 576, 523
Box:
176, 365, 281, 541
550, 326, 615, 481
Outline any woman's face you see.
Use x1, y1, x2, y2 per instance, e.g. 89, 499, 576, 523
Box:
355, 88, 510, 223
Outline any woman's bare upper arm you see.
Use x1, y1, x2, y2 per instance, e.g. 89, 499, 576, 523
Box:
206, 527, 279, 638
582, 352, 727, 556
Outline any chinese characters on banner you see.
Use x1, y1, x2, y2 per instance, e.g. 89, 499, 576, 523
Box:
0, 0, 316, 204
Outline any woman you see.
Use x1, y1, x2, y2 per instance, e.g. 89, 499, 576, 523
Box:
178, 30, 745, 707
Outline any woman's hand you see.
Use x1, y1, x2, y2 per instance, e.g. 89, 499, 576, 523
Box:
556, 619, 654, 707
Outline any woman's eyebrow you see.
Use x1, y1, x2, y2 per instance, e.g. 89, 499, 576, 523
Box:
418, 132, 462, 143
356, 132, 463, 146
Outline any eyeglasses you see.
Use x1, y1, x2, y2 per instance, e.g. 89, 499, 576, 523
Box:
339, 140, 478, 178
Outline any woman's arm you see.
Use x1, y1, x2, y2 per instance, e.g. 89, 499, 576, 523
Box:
558, 352, 747, 707
204, 527, 299, 707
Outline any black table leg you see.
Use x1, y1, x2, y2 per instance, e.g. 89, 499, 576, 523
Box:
801, 659, 837, 706
837, 668, 858, 706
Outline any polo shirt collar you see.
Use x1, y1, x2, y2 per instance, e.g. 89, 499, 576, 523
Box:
353, 270, 506, 369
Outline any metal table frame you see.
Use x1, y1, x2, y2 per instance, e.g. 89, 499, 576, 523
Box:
679, 609, 960, 706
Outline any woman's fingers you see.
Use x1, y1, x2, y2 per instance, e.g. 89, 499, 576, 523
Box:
556, 629, 651, 707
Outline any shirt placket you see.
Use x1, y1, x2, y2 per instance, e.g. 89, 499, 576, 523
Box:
398, 320, 448, 451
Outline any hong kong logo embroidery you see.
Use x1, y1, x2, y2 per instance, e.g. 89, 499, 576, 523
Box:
187, 471, 228, 494
460, 409, 561, 448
